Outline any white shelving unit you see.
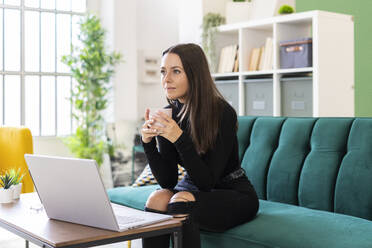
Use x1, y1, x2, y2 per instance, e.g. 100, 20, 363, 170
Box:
213, 10, 354, 117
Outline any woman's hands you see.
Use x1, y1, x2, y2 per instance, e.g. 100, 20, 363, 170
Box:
141, 109, 158, 143
141, 109, 183, 143
153, 111, 183, 143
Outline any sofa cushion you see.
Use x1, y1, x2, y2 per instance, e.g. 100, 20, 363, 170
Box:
242, 117, 285, 199
132, 165, 158, 187
267, 118, 316, 205
236, 116, 256, 162
335, 118, 372, 220
202, 199, 372, 248
107, 186, 372, 248
108, 184, 158, 210
132, 165, 186, 187
299, 118, 353, 212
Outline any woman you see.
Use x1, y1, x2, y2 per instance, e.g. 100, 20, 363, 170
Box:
141, 43, 259, 248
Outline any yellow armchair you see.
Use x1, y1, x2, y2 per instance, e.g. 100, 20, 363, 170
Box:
0, 127, 34, 193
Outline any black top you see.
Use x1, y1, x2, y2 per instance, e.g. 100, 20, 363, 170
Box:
142, 100, 243, 192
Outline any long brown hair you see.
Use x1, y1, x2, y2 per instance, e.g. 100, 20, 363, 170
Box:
162, 43, 228, 154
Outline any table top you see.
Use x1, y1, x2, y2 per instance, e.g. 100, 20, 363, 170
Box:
0, 193, 182, 247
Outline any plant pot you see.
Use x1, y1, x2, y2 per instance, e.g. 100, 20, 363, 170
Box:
0, 187, 14, 204
12, 183, 22, 199
226, 1, 252, 24
249, 0, 295, 20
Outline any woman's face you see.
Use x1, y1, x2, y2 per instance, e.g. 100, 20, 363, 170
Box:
161, 53, 189, 103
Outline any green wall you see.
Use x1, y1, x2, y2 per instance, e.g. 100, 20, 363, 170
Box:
297, 0, 372, 116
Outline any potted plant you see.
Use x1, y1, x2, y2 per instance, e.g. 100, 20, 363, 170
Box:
278, 5, 295, 15
0, 172, 14, 203
9, 168, 24, 199
201, 13, 225, 73
249, 0, 295, 20
61, 14, 122, 174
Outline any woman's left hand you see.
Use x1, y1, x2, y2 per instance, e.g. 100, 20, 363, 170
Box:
151, 111, 183, 143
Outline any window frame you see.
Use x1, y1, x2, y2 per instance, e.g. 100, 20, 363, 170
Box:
0, 0, 85, 136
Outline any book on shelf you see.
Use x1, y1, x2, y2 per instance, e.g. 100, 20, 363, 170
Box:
263, 37, 273, 70
248, 47, 261, 71
258, 45, 266, 71
233, 49, 239, 72
217, 44, 239, 73
217, 47, 224, 73
247, 37, 273, 72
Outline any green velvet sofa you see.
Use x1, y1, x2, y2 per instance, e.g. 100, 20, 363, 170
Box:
108, 116, 372, 248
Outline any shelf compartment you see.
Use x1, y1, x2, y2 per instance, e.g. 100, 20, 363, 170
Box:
275, 20, 313, 70
241, 26, 273, 72
215, 79, 239, 113
213, 31, 239, 74
244, 78, 273, 116
280, 77, 313, 117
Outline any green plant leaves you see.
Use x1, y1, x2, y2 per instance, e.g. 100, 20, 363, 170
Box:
0, 172, 15, 189
278, 5, 294, 14
8, 168, 24, 185
61, 14, 122, 166
201, 13, 225, 72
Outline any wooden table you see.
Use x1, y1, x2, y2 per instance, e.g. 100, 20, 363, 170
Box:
0, 193, 183, 248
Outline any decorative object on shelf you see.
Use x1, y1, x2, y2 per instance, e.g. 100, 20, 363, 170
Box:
0, 172, 14, 203
138, 50, 161, 84
278, 4, 295, 14
9, 168, 24, 199
279, 38, 313, 69
201, 12, 225, 73
226, 0, 252, 24
250, 0, 295, 20
62, 14, 122, 166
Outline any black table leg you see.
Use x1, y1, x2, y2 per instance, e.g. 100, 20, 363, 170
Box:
173, 229, 182, 248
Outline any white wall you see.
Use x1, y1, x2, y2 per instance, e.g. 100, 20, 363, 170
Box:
98, 0, 179, 123
114, 1, 139, 122
137, 0, 179, 120
178, 0, 228, 44
33, 137, 73, 157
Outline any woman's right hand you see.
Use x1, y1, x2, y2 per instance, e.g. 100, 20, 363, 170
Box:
141, 108, 160, 143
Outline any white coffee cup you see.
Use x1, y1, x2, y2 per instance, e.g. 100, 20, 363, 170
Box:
149, 108, 172, 127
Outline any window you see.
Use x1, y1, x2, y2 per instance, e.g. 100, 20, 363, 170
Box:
0, 0, 86, 136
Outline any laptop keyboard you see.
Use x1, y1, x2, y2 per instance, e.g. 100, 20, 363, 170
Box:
115, 215, 144, 225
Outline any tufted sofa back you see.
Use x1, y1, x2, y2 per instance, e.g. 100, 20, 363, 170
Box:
237, 116, 372, 221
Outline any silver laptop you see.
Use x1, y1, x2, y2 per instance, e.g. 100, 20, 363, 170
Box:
24, 154, 172, 232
